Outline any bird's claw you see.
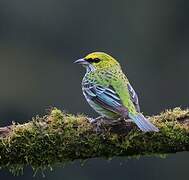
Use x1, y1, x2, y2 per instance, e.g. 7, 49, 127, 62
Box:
88, 116, 106, 133
123, 118, 133, 123
88, 116, 133, 133
88, 116, 103, 124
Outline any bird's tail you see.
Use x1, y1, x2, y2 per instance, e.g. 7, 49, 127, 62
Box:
129, 113, 159, 132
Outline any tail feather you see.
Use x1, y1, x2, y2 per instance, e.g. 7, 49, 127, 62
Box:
129, 113, 159, 132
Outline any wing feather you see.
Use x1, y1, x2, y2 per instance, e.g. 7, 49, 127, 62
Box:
82, 81, 123, 114
127, 83, 140, 112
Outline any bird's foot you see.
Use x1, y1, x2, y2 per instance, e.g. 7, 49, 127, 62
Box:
123, 118, 133, 123
88, 116, 132, 133
88, 116, 103, 124
88, 116, 104, 133
89, 116, 119, 133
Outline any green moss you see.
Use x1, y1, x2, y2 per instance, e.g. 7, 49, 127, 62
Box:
0, 107, 189, 175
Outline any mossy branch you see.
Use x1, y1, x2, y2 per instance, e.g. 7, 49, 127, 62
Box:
0, 107, 189, 174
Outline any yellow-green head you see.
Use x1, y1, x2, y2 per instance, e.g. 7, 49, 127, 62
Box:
74, 52, 120, 70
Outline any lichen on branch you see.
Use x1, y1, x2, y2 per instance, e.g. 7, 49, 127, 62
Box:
0, 107, 189, 175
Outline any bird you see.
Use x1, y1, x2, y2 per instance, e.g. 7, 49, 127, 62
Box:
74, 52, 159, 132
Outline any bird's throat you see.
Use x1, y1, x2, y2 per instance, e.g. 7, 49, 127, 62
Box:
86, 64, 96, 73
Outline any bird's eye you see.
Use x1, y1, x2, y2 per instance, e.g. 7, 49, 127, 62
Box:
86, 58, 101, 63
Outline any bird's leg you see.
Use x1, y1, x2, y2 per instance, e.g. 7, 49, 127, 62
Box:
116, 117, 125, 122
95, 117, 123, 132
88, 116, 104, 124
95, 117, 121, 125
88, 116, 120, 133
88, 116, 105, 133
124, 118, 133, 123
93, 116, 125, 125
88, 116, 132, 133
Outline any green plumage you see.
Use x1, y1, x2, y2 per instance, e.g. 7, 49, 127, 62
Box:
87, 65, 137, 114
75, 52, 159, 132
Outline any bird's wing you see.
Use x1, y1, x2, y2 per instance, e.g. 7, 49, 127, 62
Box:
127, 83, 140, 112
83, 81, 126, 115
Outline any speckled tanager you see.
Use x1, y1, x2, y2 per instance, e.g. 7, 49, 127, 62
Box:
74, 52, 159, 132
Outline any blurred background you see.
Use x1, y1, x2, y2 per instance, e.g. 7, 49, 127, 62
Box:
0, 0, 189, 179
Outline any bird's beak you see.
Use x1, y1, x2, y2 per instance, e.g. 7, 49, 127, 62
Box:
74, 58, 88, 65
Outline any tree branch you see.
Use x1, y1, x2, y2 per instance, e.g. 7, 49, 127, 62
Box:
0, 107, 189, 174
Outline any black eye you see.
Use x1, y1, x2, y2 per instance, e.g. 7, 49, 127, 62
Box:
86, 58, 101, 63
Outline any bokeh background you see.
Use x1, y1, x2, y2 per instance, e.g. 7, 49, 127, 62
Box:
0, 0, 189, 179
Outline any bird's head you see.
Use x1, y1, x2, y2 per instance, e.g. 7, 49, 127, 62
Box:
74, 52, 120, 71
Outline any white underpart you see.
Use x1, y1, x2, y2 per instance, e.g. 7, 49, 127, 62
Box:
86, 64, 96, 73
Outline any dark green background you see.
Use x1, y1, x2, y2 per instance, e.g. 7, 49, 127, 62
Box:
0, 0, 189, 179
